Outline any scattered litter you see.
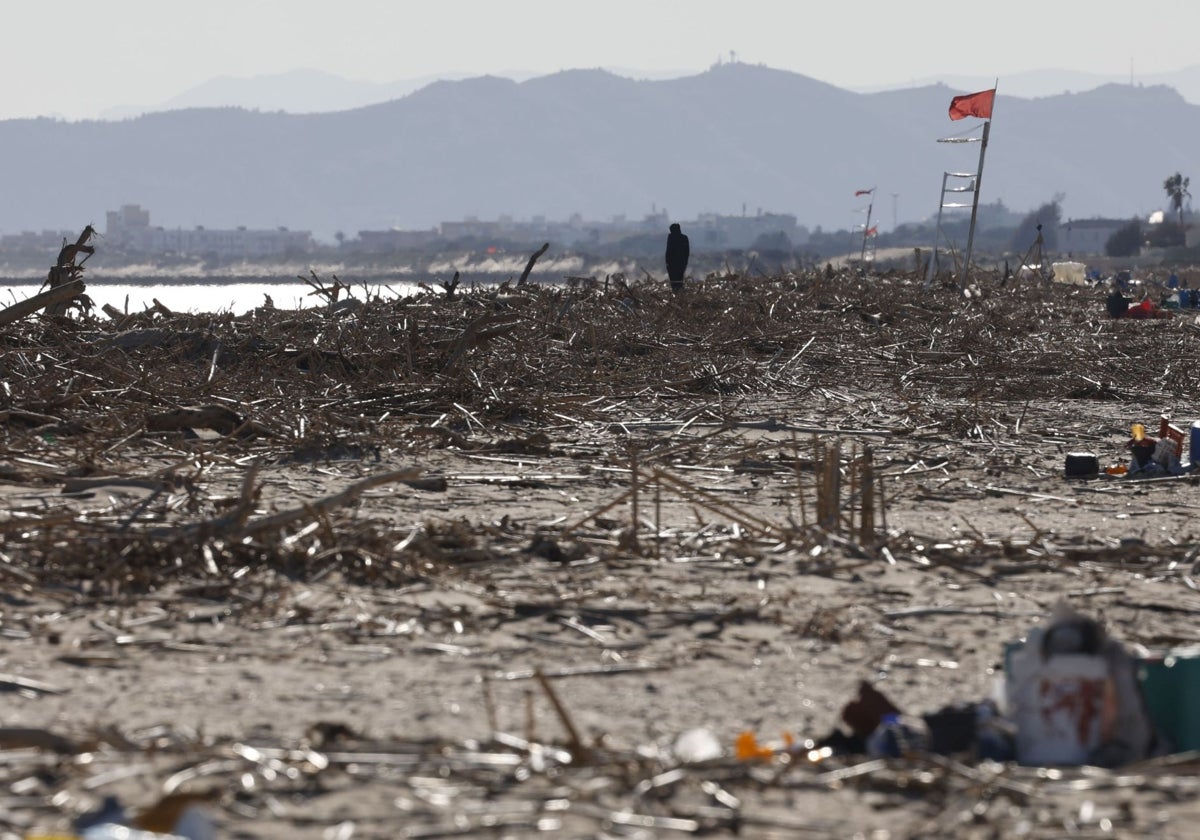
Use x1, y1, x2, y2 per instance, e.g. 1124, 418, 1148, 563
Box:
739, 607, 1179, 771
63, 792, 216, 840
1140, 647, 1200, 752
1076, 415, 1195, 480
2, 270, 1199, 836
672, 727, 723, 763
733, 730, 796, 762
1007, 603, 1160, 767
1063, 452, 1099, 479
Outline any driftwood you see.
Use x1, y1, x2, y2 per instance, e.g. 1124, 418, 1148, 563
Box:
149, 467, 423, 541
98, 329, 214, 354
246, 470, 425, 533
302, 269, 353, 309
44, 225, 96, 316
441, 313, 521, 372
0, 727, 78, 754
440, 270, 461, 300
99, 328, 172, 350
517, 241, 549, 286
0, 270, 1198, 836
146, 405, 248, 436
53, 225, 96, 274
0, 279, 86, 326
62, 476, 177, 495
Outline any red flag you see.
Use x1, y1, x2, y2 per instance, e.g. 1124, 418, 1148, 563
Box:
949, 88, 995, 120
855, 189, 873, 196
865, 226, 878, 237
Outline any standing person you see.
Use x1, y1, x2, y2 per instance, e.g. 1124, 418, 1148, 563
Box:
665, 223, 689, 294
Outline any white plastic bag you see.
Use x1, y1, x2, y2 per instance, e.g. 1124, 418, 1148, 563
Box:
1006, 603, 1158, 766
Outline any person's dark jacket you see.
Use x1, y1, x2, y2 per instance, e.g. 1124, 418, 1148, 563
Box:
1106, 290, 1130, 318
666, 224, 689, 275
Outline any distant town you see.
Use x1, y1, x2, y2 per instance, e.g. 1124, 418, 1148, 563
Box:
0, 201, 1192, 269
34, 204, 812, 260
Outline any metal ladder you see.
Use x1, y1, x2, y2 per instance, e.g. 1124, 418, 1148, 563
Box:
923, 170, 976, 286
924, 121, 989, 287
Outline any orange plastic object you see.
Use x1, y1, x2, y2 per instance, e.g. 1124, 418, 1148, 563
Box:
735, 730, 776, 761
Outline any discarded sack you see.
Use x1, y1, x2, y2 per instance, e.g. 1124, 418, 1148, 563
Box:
1005, 603, 1162, 767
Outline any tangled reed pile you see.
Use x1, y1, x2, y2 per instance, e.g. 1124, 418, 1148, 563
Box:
4, 267, 1200, 838
0, 268, 1189, 587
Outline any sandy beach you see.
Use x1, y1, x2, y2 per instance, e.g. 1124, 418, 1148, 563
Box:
3, 270, 1200, 838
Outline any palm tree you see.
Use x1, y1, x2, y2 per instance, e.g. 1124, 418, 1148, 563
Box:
1164, 172, 1191, 228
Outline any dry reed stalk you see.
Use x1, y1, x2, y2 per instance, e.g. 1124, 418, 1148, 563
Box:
859, 446, 876, 545
629, 446, 640, 550
819, 439, 842, 531
792, 433, 808, 528
654, 474, 662, 559
847, 441, 859, 534
650, 468, 783, 538
533, 667, 585, 757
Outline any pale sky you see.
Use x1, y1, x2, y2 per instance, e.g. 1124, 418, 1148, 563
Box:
7, 0, 1197, 121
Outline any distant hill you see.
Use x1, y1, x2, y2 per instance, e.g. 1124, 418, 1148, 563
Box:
99, 69, 465, 120
3, 64, 1197, 242
103, 64, 1200, 117
857, 68, 1200, 102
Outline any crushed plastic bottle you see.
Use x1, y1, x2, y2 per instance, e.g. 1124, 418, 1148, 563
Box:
40, 799, 215, 840
865, 713, 929, 757
82, 827, 188, 840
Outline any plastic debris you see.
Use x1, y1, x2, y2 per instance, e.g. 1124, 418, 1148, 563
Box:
52, 795, 216, 840
1005, 603, 1161, 767
672, 727, 723, 763
733, 730, 795, 762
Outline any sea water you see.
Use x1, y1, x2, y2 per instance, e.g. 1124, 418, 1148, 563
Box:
3, 278, 447, 315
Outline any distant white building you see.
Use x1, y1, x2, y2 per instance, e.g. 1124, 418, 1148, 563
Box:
355, 228, 440, 252
1058, 218, 1128, 256
105, 204, 313, 257
689, 211, 805, 250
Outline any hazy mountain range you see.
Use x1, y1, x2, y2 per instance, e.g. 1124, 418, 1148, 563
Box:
104, 65, 1200, 118
862, 66, 1200, 104
6, 63, 1199, 242
96, 67, 701, 120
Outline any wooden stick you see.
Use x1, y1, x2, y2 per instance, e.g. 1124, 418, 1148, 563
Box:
651, 468, 782, 537
792, 433, 808, 528
0, 279, 85, 326
517, 242, 550, 286
562, 487, 634, 533
481, 675, 498, 733
813, 434, 825, 526
878, 473, 888, 534
533, 667, 585, 756
148, 467, 419, 540
654, 472, 662, 558
860, 446, 875, 545
629, 446, 640, 549
442, 314, 520, 373
848, 442, 859, 536
524, 688, 536, 743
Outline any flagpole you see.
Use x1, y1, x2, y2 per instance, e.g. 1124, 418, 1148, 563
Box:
960, 80, 998, 285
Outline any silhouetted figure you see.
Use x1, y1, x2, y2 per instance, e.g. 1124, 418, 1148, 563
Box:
665, 223, 689, 293
1106, 288, 1130, 319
